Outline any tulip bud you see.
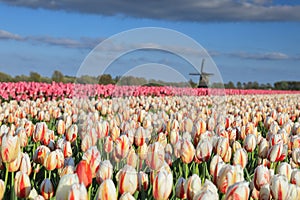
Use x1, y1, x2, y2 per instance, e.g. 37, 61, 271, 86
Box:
127, 148, 138, 168
225, 181, 250, 200
33, 122, 48, 142
270, 174, 289, 200
258, 138, 269, 158
66, 124, 78, 143
292, 148, 300, 165
56, 174, 79, 200
40, 178, 54, 199
184, 174, 201, 200
254, 165, 270, 190
14, 171, 31, 198
1, 133, 20, 163
104, 136, 113, 154
180, 139, 195, 164
217, 164, 244, 194
267, 141, 286, 162
44, 151, 58, 171
137, 171, 149, 192
114, 135, 130, 160
7, 151, 22, 172
97, 179, 117, 200
96, 160, 113, 184
81, 134, 92, 152
244, 134, 257, 152
233, 148, 248, 169
20, 152, 32, 175
57, 119, 66, 135
75, 160, 92, 187
175, 177, 186, 199
277, 162, 292, 182
291, 169, 300, 186
153, 169, 173, 200
119, 192, 135, 200
210, 155, 225, 184
196, 139, 212, 162
214, 137, 229, 159
68, 183, 88, 200
117, 165, 138, 195
146, 142, 165, 170
135, 126, 146, 146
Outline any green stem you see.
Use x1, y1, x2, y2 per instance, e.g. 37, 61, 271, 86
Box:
184, 163, 189, 180
48, 170, 52, 179
4, 163, 9, 194
88, 184, 92, 200
10, 171, 15, 200
93, 186, 100, 200
244, 168, 251, 182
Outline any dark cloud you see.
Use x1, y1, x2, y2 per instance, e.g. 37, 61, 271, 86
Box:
1, 0, 300, 21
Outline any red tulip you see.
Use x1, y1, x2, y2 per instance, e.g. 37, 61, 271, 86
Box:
14, 171, 31, 198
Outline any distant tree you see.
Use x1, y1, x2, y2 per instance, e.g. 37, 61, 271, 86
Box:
14, 75, 29, 82
252, 81, 259, 89
0, 72, 13, 82
29, 72, 41, 82
225, 81, 235, 89
274, 81, 289, 90
52, 70, 64, 83
98, 74, 114, 85
236, 81, 242, 89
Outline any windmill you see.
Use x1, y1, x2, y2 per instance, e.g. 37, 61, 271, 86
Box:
189, 59, 214, 88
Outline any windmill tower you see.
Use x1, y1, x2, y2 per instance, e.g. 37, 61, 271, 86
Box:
189, 59, 214, 88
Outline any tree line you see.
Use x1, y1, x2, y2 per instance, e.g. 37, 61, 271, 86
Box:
0, 70, 299, 90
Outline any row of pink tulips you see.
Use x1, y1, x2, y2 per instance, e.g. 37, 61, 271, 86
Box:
0, 82, 299, 101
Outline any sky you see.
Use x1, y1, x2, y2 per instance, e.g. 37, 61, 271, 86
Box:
0, 0, 300, 84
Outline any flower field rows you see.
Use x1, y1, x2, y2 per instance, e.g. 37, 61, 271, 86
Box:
0, 82, 300, 199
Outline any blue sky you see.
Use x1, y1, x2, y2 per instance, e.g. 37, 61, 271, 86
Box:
0, 0, 300, 84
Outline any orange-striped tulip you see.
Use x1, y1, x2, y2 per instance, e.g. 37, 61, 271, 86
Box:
180, 139, 195, 164
97, 179, 117, 200
224, 181, 250, 200
146, 142, 165, 170
33, 122, 48, 142
20, 152, 32, 175
1, 133, 20, 163
119, 192, 135, 200
233, 148, 248, 169
267, 141, 286, 162
138, 171, 149, 191
217, 164, 244, 194
253, 165, 270, 190
243, 134, 257, 152
196, 139, 212, 162
96, 160, 113, 184
14, 171, 31, 198
184, 174, 201, 200
75, 160, 92, 187
67, 183, 88, 200
210, 155, 225, 184
57, 119, 66, 135
277, 162, 292, 182
291, 169, 300, 186
134, 126, 146, 146
114, 135, 130, 160
7, 151, 22, 172
214, 137, 229, 160
258, 138, 269, 158
259, 184, 271, 200
33, 145, 50, 165
270, 174, 289, 200
40, 178, 54, 199
66, 124, 78, 143
104, 136, 113, 154
153, 169, 173, 200
43, 151, 58, 171
117, 165, 138, 195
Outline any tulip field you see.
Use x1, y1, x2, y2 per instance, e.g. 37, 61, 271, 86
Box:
1, 82, 300, 200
